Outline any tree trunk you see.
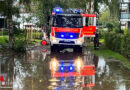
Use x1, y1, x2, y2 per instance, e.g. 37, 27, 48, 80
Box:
8, 0, 14, 49
86, 0, 94, 14
8, 17, 14, 49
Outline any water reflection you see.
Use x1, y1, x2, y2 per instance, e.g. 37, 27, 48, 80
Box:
0, 52, 13, 89
0, 48, 130, 90
48, 52, 96, 90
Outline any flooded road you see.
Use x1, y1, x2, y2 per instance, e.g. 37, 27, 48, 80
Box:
0, 46, 130, 90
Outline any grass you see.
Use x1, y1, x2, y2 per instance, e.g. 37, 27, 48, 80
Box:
99, 38, 104, 43
0, 36, 9, 44
28, 39, 42, 45
89, 45, 130, 68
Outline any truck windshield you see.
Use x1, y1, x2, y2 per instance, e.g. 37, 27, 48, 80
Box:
52, 15, 82, 28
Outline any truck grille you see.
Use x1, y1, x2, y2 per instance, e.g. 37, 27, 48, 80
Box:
55, 32, 79, 39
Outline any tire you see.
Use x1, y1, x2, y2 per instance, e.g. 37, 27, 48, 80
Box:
51, 46, 55, 52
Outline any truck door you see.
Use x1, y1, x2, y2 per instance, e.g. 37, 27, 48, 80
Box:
81, 14, 96, 37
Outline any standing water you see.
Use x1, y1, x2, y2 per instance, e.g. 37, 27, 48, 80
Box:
0, 46, 130, 90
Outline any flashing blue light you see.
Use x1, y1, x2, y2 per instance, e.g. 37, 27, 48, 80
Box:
61, 35, 64, 37
53, 7, 63, 14
56, 87, 59, 90
69, 66, 74, 71
70, 35, 73, 38
70, 67, 73, 70
69, 83, 73, 86
56, 32, 78, 39
60, 66, 64, 71
56, 9, 60, 12
76, 9, 81, 13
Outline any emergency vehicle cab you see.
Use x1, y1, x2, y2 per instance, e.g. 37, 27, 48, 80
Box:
50, 7, 96, 52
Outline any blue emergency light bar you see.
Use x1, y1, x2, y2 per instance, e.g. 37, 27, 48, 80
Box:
65, 8, 83, 14
57, 33, 77, 39
53, 7, 63, 14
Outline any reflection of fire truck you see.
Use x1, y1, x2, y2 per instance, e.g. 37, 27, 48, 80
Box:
50, 7, 96, 52
48, 53, 95, 90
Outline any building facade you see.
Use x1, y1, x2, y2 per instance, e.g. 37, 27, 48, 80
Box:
120, 0, 130, 30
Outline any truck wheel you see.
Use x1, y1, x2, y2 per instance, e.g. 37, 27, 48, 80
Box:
51, 46, 55, 52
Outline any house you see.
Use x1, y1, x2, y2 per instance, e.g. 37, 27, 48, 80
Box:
120, 0, 130, 30
0, 14, 7, 29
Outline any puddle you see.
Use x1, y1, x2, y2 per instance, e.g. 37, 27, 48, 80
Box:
0, 47, 130, 90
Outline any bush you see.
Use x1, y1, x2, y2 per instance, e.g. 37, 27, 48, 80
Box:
104, 31, 130, 58
14, 28, 25, 36
104, 32, 123, 53
124, 28, 128, 35
14, 34, 27, 52
0, 31, 9, 35
121, 31, 130, 58
98, 29, 105, 39
106, 23, 113, 32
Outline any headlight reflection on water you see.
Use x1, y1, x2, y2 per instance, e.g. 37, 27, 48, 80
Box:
74, 57, 83, 72
50, 58, 59, 72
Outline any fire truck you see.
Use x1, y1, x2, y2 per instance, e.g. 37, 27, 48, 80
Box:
50, 7, 96, 52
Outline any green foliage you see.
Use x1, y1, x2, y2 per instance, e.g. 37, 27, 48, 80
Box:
14, 28, 24, 36
106, 23, 113, 32
121, 31, 130, 58
14, 34, 27, 52
92, 46, 130, 67
114, 27, 120, 33
99, 38, 104, 43
98, 29, 105, 38
13, 28, 27, 52
35, 0, 69, 25
69, 0, 108, 13
0, 0, 19, 16
0, 36, 9, 44
104, 32, 123, 53
99, 9, 110, 25
108, 0, 120, 18
104, 32, 130, 59
124, 28, 128, 35
0, 31, 9, 35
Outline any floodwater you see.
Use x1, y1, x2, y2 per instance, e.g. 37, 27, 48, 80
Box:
0, 46, 130, 90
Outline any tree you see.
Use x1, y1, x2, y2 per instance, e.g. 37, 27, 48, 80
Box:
0, 0, 31, 49
34, 0, 69, 36
108, 0, 120, 18
68, 0, 109, 14
0, 0, 19, 49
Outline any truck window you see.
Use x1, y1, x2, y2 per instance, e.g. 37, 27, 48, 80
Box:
52, 15, 83, 28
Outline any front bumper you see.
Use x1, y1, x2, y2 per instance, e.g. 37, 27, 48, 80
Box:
50, 37, 84, 46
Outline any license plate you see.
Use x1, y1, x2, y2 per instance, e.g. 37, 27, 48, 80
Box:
64, 40, 70, 42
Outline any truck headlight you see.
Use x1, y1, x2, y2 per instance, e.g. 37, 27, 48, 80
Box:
51, 36, 56, 42
77, 38, 84, 43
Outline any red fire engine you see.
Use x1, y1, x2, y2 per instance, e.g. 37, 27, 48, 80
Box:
50, 7, 96, 52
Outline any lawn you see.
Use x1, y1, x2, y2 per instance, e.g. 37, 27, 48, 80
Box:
31, 39, 42, 44
89, 45, 130, 68
0, 36, 9, 44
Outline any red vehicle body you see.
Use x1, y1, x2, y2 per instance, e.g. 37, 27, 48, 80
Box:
50, 8, 96, 52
